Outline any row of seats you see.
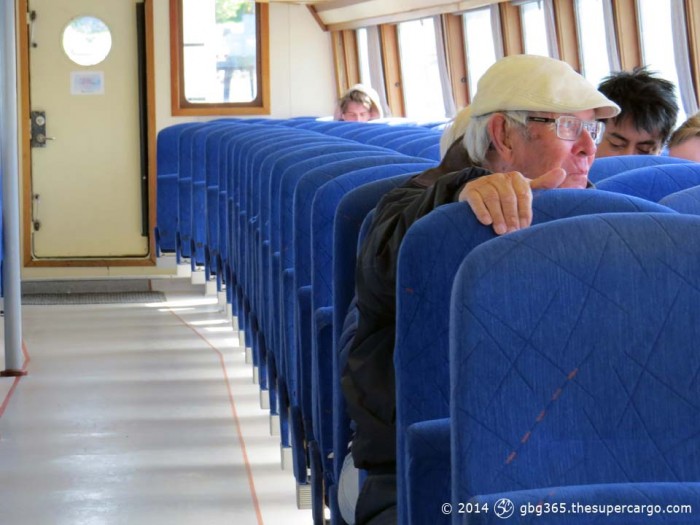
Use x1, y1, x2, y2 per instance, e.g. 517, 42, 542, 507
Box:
395, 185, 700, 524
155, 117, 700, 525
155, 117, 441, 524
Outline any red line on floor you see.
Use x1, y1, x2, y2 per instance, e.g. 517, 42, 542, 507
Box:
169, 310, 265, 525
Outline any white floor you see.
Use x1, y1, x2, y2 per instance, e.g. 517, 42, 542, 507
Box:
0, 284, 313, 525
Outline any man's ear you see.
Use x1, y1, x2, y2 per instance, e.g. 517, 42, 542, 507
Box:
487, 113, 515, 163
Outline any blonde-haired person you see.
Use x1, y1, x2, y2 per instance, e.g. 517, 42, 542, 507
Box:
335, 84, 384, 122
668, 112, 700, 162
438, 106, 472, 158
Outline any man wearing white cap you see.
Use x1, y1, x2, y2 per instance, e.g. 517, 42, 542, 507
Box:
341, 54, 620, 525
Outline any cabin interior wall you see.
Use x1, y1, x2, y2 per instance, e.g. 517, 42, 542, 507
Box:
270, 4, 336, 118
154, 0, 336, 133
21, 0, 336, 281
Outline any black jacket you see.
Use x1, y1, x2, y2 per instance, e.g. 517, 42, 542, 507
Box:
340, 162, 491, 470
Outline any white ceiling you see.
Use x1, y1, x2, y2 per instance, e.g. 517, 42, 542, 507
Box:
259, 0, 500, 30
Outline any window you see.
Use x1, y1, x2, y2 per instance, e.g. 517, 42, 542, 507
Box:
170, 0, 270, 115
637, 0, 687, 124
574, 0, 612, 88
462, 8, 498, 99
397, 18, 447, 119
357, 28, 371, 86
520, 1, 550, 57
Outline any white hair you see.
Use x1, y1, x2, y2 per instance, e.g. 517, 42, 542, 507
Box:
439, 106, 472, 158
462, 111, 530, 165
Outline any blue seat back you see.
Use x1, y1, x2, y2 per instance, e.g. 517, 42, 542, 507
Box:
596, 163, 700, 202
155, 123, 202, 255
291, 155, 428, 445
309, 162, 434, 473
395, 190, 674, 525
450, 213, 700, 503
331, 174, 415, 483
589, 154, 691, 183
659, 184, 700, 214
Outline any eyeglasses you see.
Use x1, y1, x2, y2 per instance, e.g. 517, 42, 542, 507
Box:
526, 115, 605, 145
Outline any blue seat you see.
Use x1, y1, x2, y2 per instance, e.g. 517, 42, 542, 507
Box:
659, 184, 700, 214
246, 132, 347, 420
309, 162, 434, 523
204, 124, 249, 285
288, 154, 429, 523
340, 124, 409, 143
418, 142, 441, 161
252, 135, 350, 459
175, 123, 212, 262
331, 175, 417, 499
596, 163, 700, 202
365, 129, 435, 148
190, 123, 238, 270
588, 154, 691, 183
293, 120, 342, 133
450, 213, 700, 524
395, 190, 674, 525
322, 121, 373, 138
226, 126, 303, 395
392, 134, 440, 157
227, 126, 300, 314
256, 136, 347, 349
271, 146, 395, 496
155, 123, 200, 257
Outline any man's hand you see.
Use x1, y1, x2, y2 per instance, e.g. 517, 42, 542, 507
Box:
458, 168, 567, 234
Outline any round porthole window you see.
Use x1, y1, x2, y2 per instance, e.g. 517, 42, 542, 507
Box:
62, 16, 112, 66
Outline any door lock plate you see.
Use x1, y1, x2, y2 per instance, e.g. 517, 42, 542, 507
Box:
31, 111, 48, 147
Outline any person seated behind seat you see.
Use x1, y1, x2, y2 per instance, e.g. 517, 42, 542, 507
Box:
341, 54, 619, 525
337, 109, 471, 525
596, 66, 679, 157
668, 111, 700, 162
335, 84, 384, 122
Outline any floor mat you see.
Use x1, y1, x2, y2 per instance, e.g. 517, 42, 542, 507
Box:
22, 291, 166, 305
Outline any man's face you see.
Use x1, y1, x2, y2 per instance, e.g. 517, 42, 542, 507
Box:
342, 101, 371, 122
595, 117, 663, 157
508, 109, 598, 189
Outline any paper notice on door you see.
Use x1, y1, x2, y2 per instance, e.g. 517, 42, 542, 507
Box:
70, 71, 105, 95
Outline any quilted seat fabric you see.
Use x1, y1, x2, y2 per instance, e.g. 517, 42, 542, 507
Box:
588, 154, 690, 184
596, 163, 700, 202
660, 185, 700, 215
395, 190, 673, 525
450, 213, 700, 519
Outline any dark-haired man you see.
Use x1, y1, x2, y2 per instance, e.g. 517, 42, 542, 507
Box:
596, 66, 679, 157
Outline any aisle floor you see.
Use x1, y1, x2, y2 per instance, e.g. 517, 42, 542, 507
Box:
0, 284, 313, 525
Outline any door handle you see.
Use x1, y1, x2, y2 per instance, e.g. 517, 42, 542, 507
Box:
30, 111, 55, 147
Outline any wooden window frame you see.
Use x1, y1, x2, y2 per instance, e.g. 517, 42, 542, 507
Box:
169, 0, 270, 116
610, 0, 641, 70
332, 29, 361, 97
499, 2, 524, 56
552, 0, 580, 71
443, 14, 469, 108
379, 24, 406, 117
684, 0, 700, 107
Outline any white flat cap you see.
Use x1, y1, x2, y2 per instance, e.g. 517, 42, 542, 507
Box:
470, 55, 620, 119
